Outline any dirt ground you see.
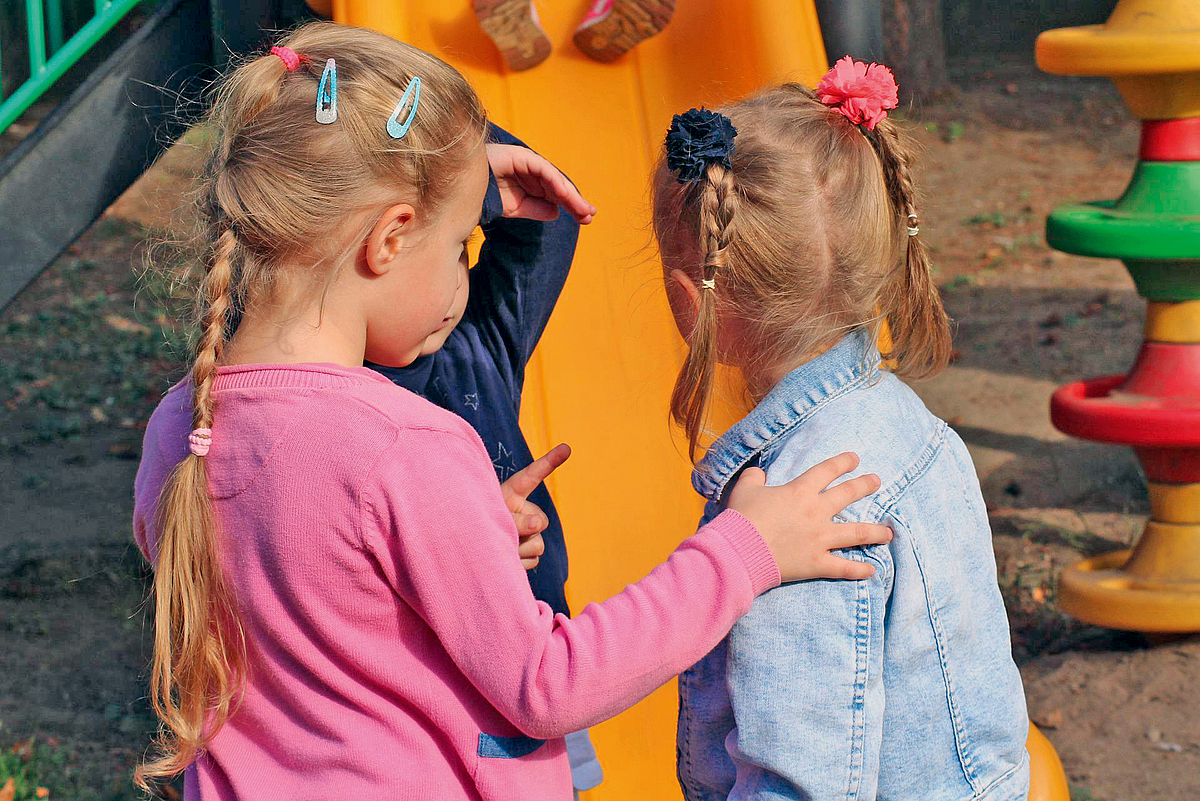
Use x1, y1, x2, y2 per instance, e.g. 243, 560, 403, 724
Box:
3, 54, 1199, 800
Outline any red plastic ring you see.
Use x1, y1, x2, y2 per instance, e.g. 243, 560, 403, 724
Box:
1051, 375, 1200, 447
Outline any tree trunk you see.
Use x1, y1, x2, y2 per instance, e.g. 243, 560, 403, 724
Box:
882, 0, 949, 103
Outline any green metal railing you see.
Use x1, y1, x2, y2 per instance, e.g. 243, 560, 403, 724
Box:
0, 0, 143, 134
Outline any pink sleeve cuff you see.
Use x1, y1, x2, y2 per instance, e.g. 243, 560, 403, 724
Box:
704, 509, 781, 595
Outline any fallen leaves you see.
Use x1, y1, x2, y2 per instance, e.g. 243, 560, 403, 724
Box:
0, 778, 49, 801
5, 377, 56, 410
103, 314, 151, 334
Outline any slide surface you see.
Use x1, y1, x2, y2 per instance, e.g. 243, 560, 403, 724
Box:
330, 2, 828, 797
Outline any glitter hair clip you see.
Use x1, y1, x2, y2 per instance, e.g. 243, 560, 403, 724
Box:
386, 76, 422, 139
270, 45, 301, 71
316, 58, 337, 124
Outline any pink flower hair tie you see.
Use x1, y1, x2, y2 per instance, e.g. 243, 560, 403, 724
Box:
816, 55, 899, 131
270, 45, 301, 71
188, 428, 212, 457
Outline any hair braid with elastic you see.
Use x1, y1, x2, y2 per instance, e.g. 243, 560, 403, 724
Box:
867, 120, 952, 378
671, 164, 740, 461
137, 226, 247, 792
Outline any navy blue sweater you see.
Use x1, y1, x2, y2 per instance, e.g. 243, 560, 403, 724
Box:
370, 126, 577, 617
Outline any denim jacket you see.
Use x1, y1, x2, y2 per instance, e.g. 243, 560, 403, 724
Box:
677, 331, 1029, 801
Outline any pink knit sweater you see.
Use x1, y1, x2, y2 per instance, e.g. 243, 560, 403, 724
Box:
133, 363, 780, 800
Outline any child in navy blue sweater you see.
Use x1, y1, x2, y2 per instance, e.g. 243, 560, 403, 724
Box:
370, 124, 602, 792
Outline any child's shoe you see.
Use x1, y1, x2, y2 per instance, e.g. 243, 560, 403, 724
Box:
572, 0, 676, 62
474, 0, 552, 72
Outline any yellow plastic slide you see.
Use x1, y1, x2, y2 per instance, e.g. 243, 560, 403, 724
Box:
329, 2, 827, 798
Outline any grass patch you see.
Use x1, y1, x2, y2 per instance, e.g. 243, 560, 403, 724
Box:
1, 738, 67, 800
0, 232, 191, 450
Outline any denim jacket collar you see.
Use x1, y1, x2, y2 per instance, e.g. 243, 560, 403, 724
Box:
692, 329, 878, 503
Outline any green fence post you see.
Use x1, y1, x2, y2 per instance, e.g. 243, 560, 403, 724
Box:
0, 0, 141, 132
47, 0, 65, 53
26, 0, 48, 74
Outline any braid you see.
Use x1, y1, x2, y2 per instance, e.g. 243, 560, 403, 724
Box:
699, 164, 739, 275
136, 226, 245, 793
867, 121, 952, 378
671, 164, 740, 461
191, 228, 236, 428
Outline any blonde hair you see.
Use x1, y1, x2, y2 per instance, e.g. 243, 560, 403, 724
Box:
138, 22, 486, 789
652, 83, 951, 461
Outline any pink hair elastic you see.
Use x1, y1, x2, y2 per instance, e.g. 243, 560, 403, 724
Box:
188, 428, 212, 457
270, 46, 301, 71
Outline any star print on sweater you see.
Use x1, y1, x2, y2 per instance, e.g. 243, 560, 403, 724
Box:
493, 441, 518, 482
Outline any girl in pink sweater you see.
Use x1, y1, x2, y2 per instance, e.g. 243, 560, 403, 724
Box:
133, 22, 891, 800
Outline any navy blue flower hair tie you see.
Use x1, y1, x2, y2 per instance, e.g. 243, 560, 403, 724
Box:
665, 108, 738, 184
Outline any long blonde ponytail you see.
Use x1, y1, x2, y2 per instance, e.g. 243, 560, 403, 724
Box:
136, 228, 246, 791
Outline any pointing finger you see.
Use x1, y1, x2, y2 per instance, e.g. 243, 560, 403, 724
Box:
503, 443, 572, 502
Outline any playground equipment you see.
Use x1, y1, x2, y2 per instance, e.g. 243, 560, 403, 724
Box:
1038, 0, 1200, 631
1027, 723, 1070, 801
0, 2, 1068, 795
0, 0, 279, 310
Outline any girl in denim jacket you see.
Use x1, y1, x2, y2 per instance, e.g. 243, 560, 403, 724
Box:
653, 59, 1030, 801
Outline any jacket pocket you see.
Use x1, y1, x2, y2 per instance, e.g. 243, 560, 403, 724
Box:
473, 733, 570, 798
478, 733, 547, 759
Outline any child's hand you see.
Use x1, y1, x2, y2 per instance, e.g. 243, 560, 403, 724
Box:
500, 443, 572, 570
486, 144, 597, 224
726, 453, 893, 584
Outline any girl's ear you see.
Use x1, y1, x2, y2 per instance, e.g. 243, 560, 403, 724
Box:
666, 268, 703, 338
365, 203, 417, 276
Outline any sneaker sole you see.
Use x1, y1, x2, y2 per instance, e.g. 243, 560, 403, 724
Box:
474, 0, 552, 71
573, 0, 677, 62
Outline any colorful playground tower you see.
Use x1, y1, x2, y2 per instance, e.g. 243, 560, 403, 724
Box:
1037, 0, 1200, 631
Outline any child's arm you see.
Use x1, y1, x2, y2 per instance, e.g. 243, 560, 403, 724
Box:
362, 424, 886, 739
463, 125, 593, 395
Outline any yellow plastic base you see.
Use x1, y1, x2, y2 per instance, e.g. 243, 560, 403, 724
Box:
1027, 723, 1070, 801
1058, 549, 1200, 632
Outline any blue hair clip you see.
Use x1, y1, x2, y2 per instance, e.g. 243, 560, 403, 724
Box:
386, 76, 422, 139
316, 58, 337, 124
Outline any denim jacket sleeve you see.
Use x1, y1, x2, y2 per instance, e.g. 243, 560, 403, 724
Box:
463, 123, 581, 393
